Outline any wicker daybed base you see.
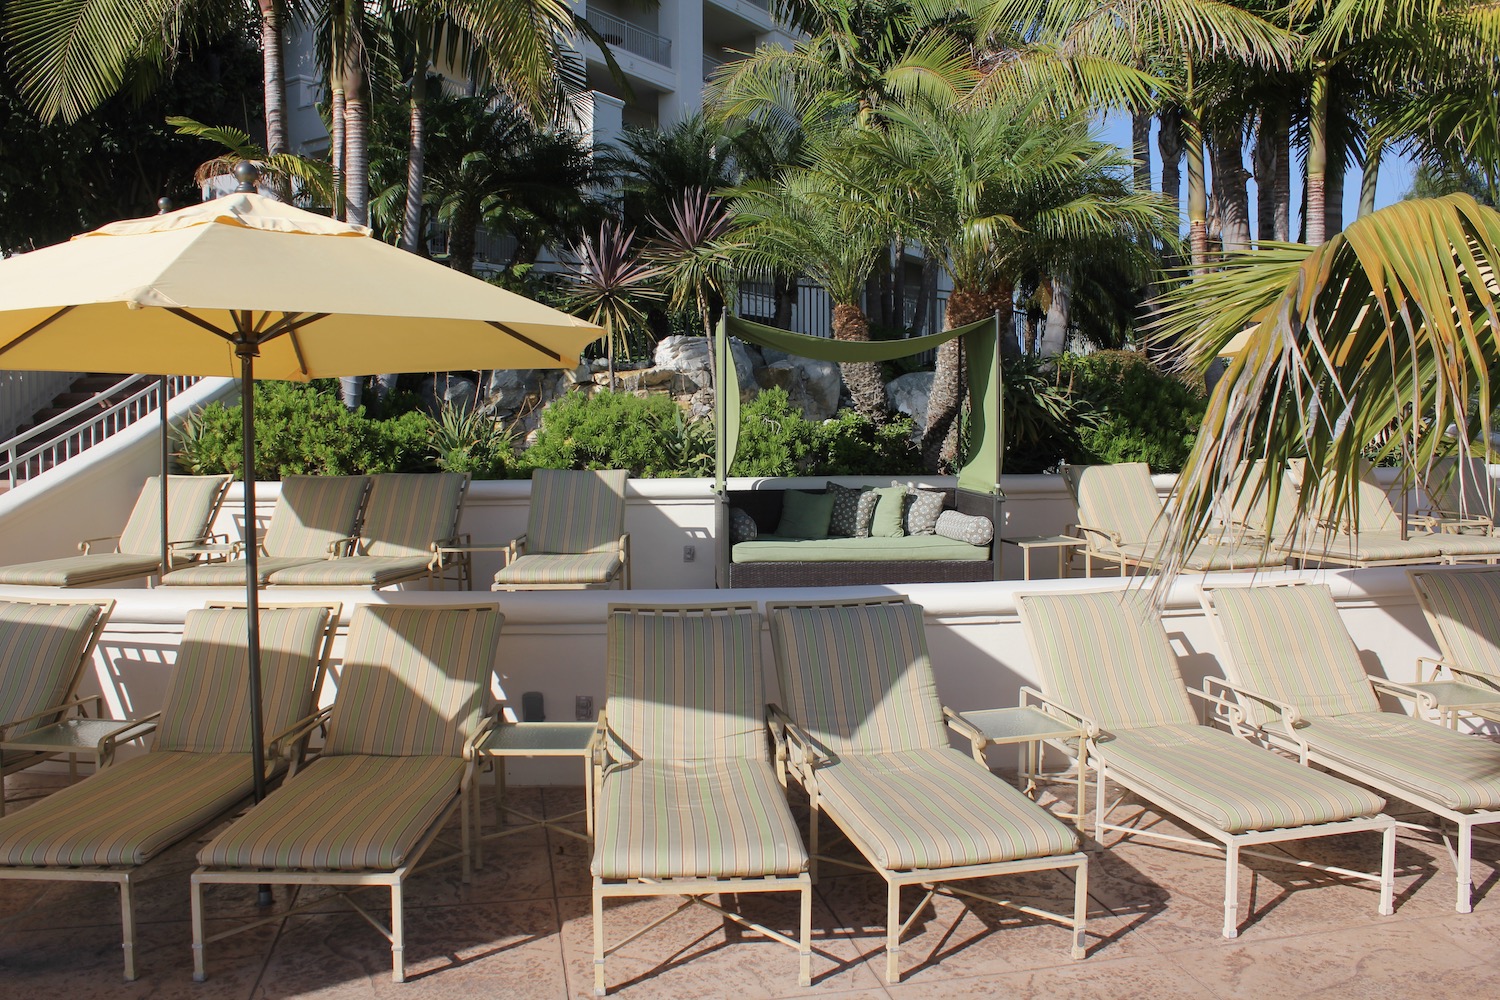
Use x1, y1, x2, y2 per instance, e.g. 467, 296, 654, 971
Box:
728, 558, 995, 589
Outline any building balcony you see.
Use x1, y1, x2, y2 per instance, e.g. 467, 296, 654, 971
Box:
586, 10, 672, 67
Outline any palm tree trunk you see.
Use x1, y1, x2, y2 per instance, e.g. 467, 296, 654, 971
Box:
1324, 97, 1345, 237
259, 1, 287, 157
923, 285, 1011, 472
401, 34, 431, 255
1158, 106, 1184, 223
449, 204, 480, 275
1306, 69, 1329, 245
1185, 112, 1209, 272
1254, 105, 1290, 242
1039, 275, 1071, 356
338, 11, 369, 228
330, 88, 346, 220
832, 303, 887, 422
1359, 136, 1382, 218
1132, 108, 1153, 192
892, 236, 906, 329
1211, 122, 1251, 254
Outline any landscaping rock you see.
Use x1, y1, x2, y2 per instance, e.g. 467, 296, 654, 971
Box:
887, 371, 933, 437
654, 335, 762, 394
755, 356, 841, 420
421, 373, 478, 414
481, 369, 538, 415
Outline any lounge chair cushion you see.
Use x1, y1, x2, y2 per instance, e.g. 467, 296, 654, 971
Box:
0, 601, 102, 739
197, 755, 463, 870
1096, 725, 1385, 834
1016, 591, 1198, 731
1208, 585, 1380, 725
266, 555, 434, 587
1283, 530, 1448, 563
1106, 539, 1284, 571
1431, 532, 1500, 558
324, 605, 499, 758
361, 473, 466, 557
591, 759, 807, 879
606, 609, 765, 762
1412, 569, 1500, 682
814, 748, 1079, 869
0, 752, 256, 866
495, 552, 623, 586
527, 469, 628, 554
1299, 713, 1500, 812
155, 607, 329, 754
731, 535, 989, 563
0, 554, 162, 587
769, 601, 948, 755
1067, 462, 1162, 544
259, 475, 370, 559
117, 474, 230, 556
160, 556, 327, 587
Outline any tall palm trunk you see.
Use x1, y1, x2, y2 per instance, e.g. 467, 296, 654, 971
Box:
1185, 111, 1209, 272
401, 34, 432, 255
923, 285, 1011, 472
832, 303, 887, 422
1323, 100, 1345, 238
259, 0, 287, 157
1306, 69, 1329, 245
1254, 105, 1290, 242
1211, 122, 1250, 254
1158, 106, 1184, 224
330, 88, 346, 219
1358, 136, 1382, 218
1131, 108, 1153, 192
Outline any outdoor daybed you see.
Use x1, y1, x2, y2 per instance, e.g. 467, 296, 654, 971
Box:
726, 483, 998, 587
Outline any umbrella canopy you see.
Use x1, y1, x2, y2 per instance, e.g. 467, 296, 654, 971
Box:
0, 177, 603, 807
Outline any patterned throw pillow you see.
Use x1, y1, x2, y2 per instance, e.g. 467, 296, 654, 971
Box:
826, 482, 871, 537
729, 507, 759, 543
897, 482, 946, 535
935, 509, 994, 546
853, 489, 881, 538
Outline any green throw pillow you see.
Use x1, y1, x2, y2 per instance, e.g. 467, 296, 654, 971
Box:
775, 490, 836, 539
869, 486, 909, 538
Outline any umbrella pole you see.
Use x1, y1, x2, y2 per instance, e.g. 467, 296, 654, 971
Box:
238, 349, 274, 909
160, 376, 170, 580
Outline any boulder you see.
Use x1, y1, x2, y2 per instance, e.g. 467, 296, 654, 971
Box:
755, 356, 841, 420
654, 335, 761, 394
481, 369, 538, 415
421, 373, 478, 414
886, 371, 933, 438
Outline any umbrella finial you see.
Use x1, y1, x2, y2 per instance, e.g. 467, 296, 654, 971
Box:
157, 197, 174, 215
233, 161, 260, 193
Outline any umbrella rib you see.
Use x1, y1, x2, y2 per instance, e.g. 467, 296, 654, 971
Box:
167, 308, 236, 341
0, 305, 76, 360
486, 321, 566, 364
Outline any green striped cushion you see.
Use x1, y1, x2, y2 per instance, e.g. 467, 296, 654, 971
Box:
117, 474, 230, 556
767, 600, 947, 755
1110, 538, 1284, 571
154, 607, 329, 754
1300, 713, 1500, 812
197, 754, 464, 870
262, 475, 369, 558
323, 605, 501, 758
363, 473, 467, 557
0, 601, 103, 740
527, 469, 628, 554
1284, 530, 1448, 563
0, 554, 161, 587
160, 555, 327, 587
266, 555, 434, 587
1016, 592, 1197, 731
1426, 457, 1493, 520
1208, 585, 1379, 726
1352, 463, 1402, 533
494, 552, 623, 586
814, 748, 1079, 869
1097, 725, 1385, 833
1413, 570, 1500, 683
606, 608, 765, 763
1066, 463, 1163, 544
0, 752, 256, 866
1230, 462, 1302, 541
1430, 533, 1500, 558
591, 759, 807, 879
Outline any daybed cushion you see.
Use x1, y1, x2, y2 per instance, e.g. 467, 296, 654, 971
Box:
870, 487, 909, 537
827, 483, 871, 537
732, 535, 990, 563
775, 490, 836, 539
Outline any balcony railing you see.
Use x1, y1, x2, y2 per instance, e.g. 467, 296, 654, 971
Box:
703, 55, 725, 81
587, 11, 672, 67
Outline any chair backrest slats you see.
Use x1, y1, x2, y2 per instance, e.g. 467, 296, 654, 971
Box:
154, 606, 333, 754
1206, 584, 1380, 725
261, 475, 370, 558
362, 473, 468, 557
1410, 568, 1500, 684
324, 605, 502, 758
528, 469, 628, 554
117, 474, 231, 556
606, 604, 764, 763
767, 597, 946, 756
1064, 463, 1163, 544
1016, 591, 1197, 731
0, 600, 111, 740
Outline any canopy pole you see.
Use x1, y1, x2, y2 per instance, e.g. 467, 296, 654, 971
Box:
159, 376, 170, 578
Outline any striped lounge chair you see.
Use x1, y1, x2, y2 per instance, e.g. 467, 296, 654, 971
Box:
492, 469, 630, 590
160, 475, 370, 586
267, 473, 471, 589
1063, 462, 1286, 577
1406, 567, 1500, 726
0, 602, 338, 979
191, 603, 503, 984
0, 597, 114, 814
0, 474, 230, 587
1016, 590, 1396, 938
1203, 581, 1500, 913
767, 596, 1087, 984
1413, 456, 1496, 534
591, 603, 811, 996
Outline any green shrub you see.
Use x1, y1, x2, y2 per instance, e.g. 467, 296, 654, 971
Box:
730, 388, 818, 476
521, 389, 706, 477
732, 387, 923, 477
427, 404, 515, 479
1057, 351, 1207, 472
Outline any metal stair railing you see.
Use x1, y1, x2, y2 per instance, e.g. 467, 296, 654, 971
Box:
1, 375, 201, 488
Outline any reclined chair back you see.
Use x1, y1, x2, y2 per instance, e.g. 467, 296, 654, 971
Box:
1063, 463, 1163, 546
528, 468, 627, 555
360, 473, 468, 557
116, 475, 232, 556
1409, 567, 1500, 685
260, 475, 370, 558
0, 599, 112, 741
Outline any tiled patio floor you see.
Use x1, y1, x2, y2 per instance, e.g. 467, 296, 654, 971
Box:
1, 768, 1496, 999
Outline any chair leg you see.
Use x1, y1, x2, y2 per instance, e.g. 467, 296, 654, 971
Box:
593, 880, 607, 996
1222, 843, 1240, 938
1379, 822, 1396, 916
808, 797, 821, 883
1094, 760, 1108, 842
885, 881, 902, 984
1457, 819, 1474, 914
391, 883, 405, 983
798, 880, 813, 987
190, 875, 207, 982
118, 876, 138, 981
1072, 858, 1089, 959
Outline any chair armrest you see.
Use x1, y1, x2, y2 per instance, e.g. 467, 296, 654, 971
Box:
463, 712, 497, 762
268, 706, 333, 762
1187, 681, 1249, 731
1368, 676, 1441, 716
326, 535, 360, 557
1416, 655, 1455, 683
1200, 676, 1305, 739
942, 706, 988, 758
78, 535, 122, 554
99, 713, 160, 763
1444, 665, 1500, 692
1019, 687, 1102, 740
1070, 522, 1122, 549
766, 702, 831, 774
0, 694, 105, 739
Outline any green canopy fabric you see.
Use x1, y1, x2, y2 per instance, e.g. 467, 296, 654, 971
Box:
713, 314, 1003, 494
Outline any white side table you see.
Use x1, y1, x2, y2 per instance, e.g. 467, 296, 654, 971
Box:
1002, 534, 1087, 580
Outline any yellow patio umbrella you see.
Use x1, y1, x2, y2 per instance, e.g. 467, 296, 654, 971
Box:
0, 165, 603, 804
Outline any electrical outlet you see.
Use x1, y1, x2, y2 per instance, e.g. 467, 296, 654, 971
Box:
683, 544, 696, 562
575, 695, 593, 720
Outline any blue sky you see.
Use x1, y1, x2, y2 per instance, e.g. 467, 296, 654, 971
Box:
1099, 113, 1416, 235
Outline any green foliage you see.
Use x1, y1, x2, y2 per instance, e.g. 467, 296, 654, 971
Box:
428, 404, 515, 479
1000, 355, 1095, 474
522, 390, 707, 478
1057, 352, 1208, 471
174, 382, 435, 479
731, 388, 923, 477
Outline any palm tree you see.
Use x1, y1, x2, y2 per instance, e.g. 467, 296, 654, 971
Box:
564, 222, 662, 387
727, 149, 893, 421
646, 188, 737, 343
1148, 194, 1500, 587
